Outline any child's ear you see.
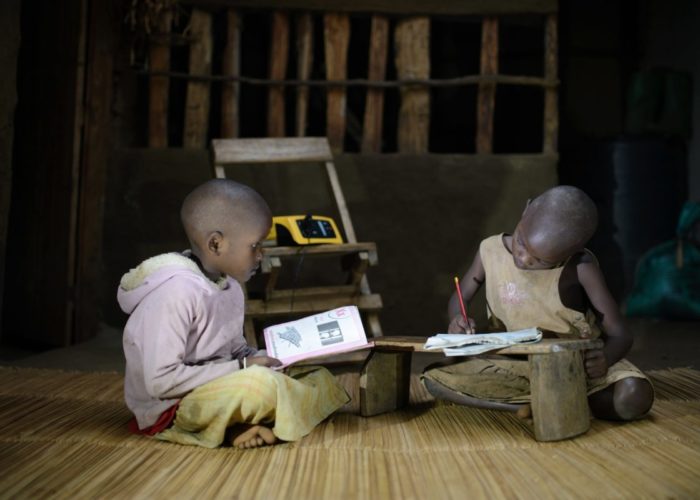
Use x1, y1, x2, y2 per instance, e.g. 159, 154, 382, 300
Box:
521, 198, 532, 217
206, 231, 225, 256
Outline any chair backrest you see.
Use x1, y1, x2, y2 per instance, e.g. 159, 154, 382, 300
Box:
211, 137, 357, 243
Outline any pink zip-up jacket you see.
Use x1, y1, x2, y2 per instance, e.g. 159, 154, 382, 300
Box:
118, 252, 257, 429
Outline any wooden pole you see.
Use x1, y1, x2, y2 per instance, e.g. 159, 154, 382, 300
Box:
147, 9, 172, 147
361, 15, 389, 153
476, 16, 498, 154
183, 9, 212, 148
394, 17, 430, 153
221, 9, 241, 138
543, 13, 558, 154
323, 13, 350, 152
295, 12, 313, 137
75, 0, 117, 342
267, 11, 289, 137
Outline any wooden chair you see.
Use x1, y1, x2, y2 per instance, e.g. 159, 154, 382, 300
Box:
359, 336, 603, 442
210, 137, 383, 348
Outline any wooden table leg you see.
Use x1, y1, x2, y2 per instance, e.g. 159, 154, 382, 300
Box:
359, 350, 412, 416
529, 350, 590, 441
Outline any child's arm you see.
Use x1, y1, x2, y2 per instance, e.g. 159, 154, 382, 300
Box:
448, 251, 485, 333
233, 344, 281, 369
577, 259, 633, 378
138, 286, 255, 399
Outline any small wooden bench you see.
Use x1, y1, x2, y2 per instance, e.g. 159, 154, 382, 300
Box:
359, 336, 603, 442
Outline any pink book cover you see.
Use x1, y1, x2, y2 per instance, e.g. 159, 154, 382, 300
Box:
263, 306, 372, 367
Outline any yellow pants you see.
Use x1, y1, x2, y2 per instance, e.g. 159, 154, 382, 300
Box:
156, 365, 349, 448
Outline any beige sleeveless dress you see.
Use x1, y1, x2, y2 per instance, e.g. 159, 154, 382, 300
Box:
423, 234, 648, 403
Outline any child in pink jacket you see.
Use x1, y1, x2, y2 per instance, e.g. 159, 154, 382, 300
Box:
119, 179, 348, 449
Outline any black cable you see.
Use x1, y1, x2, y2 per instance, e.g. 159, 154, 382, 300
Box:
289, 232, 312, 312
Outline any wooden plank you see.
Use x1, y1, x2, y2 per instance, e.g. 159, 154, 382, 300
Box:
183, 9, 212, 148
347, 251, 370, 287
0, 0, 22, 341
182, 0, 559, 15
246, 293, 382, 316
395, 17, 430, 153
267, 10, 289, 137
262, 256, 281, 299
366, 312, 382, 337
295, 12, 313, 137
148, 9, 172, 147
361, 15, 389, 153
244, 317, 258, 348
221, 9, 241, 138
212, 137, 333, 164
75, 0, 118, 342
543, 13, 558, 154
530, 350, 590, 441
359, 350, 412, 416
267, 285, 359, 300
262, 242, 376, 258
67, 0, 88, 342
325, 160, 357, 243
323, 13, 350, 152
476, 16, 498, 154
372, 336, 602, 355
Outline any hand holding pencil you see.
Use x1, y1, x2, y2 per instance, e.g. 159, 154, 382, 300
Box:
450, 276, 476, 334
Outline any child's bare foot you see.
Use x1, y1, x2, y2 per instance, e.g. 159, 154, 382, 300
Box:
516, 404, 532, 419
231, 425, 276, 449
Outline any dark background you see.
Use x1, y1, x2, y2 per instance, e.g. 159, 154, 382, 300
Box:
1, 0, 698, 348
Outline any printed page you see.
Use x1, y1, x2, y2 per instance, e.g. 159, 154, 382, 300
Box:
264, 306, 370, 366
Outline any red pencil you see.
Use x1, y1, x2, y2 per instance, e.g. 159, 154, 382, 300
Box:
454, 276, 469, 325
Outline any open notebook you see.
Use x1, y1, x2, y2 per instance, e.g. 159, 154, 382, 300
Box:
264, 306, 372, 367
424, 327, 542, 356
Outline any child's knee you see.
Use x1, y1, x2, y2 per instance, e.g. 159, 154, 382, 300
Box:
614, 378, 654, 420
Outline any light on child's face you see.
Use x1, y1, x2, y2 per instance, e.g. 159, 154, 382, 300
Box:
512, 228, 562, 270
215, 219, 270, 283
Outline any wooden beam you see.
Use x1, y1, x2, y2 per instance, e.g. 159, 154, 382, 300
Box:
395, 17, 430, 153
267, 11, 289, 137
246, 293, 382, 316
372, 336, 602, 354
543, 13, 558, 154
181, 0, 558, 16
0, 0, 22, 341
221, 9, 241, 138
361, 15, 389, 153
295, 12, 313, 137
476, 16, 498, 154
183, 9, 212, 148
325, 160, 356, 243
75, 0, 118, 342
323, 13, 350, 152
67, 0, 88, 342
148, 8, 172, 148
262, 241, 376, 257
212, 137, 333, 164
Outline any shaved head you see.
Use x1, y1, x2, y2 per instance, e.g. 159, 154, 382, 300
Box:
521, 185, 598, 260
180, 179, 271, 250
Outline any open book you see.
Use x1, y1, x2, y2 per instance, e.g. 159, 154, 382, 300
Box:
263, 306, 372, 367
424, 327, 542, 356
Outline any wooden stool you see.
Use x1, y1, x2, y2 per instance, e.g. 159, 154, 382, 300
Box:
359, 337, 603, 442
